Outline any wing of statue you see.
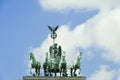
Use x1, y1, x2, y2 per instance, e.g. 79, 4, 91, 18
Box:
54, 25, 59, 31
48, 25, 53, 31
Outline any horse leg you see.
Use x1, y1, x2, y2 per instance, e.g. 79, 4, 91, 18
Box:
30, 67, 32, 74
79, 67, 81, 74
50, 71, 52, 77
70, 68, 73, 77
60, 71, 61, 77
64, 68, 67, 77
35, 67, 37, 76
63, 68, 66, 77
37, 68, 39, 76
44, 68, 46, 76
61, 67, 63, 77
54, 69, 57, 77
55, 72, 56, 77
74, 68, 77, 76
60, 68, 61, 77
62, 68, 64, 77
63, 68, 65, 77
38, 67, 40, 76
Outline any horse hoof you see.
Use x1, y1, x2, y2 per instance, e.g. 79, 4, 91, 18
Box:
74, 74, 77, 76
66, 74, 68, 77
50, 74, 52, 77
33, 74, 36, 76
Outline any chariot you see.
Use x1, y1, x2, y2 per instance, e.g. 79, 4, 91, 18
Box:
30, 26, 81, 77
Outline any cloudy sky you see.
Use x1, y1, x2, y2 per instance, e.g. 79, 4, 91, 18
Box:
0, 0, 120, 80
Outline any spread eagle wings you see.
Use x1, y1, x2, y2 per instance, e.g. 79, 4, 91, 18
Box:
54, 25, 59, 31
48, 25, 59, 32
48, 25, 53, 31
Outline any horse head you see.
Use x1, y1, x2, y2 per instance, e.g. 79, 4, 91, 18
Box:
30, 52, 34, 60
77, 52, 82, 60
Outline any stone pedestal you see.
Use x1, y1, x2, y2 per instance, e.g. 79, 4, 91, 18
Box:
23, 76, 86, 80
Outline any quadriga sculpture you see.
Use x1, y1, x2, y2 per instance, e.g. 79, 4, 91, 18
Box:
30, 52, 41, 76
43, 43, 62, 77
70, 52, 82, 77
59, 51, 67, 77
29, 26, 82, 77
43, 52, 51, 76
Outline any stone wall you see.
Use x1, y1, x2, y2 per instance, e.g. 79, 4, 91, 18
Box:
23, 76, 86, 80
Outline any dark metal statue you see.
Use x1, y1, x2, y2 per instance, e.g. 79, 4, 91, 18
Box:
43, 52, 51, 76
59, 51, 67, 77
30, 52, 41, 76
70, 52, 82, 77
29, 25, 82, 77
48, 25, 58, 43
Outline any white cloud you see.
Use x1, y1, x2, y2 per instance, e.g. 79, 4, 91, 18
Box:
88, 65, 115, 80
117, 69, 120, 80
95, 9, 120, 63
39, 0, 120, 64
39, 0, 120, 11
30, 9, 120, 68
84, 9, 120, 63
88, 66, 120, 80
26, 0, 120, 78
32, 24, 91, 66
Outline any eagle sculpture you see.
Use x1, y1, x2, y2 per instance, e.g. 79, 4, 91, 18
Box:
48, 25, 59, 34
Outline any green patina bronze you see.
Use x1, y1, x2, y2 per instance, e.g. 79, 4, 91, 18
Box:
30, 52, 41, 76
42, 26, 64, 77
29, 26, 82, 77
70, 52, 82, 77
59, 51, 67, 77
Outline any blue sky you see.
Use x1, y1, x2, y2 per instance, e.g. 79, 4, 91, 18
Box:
0, 0, 120, 80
